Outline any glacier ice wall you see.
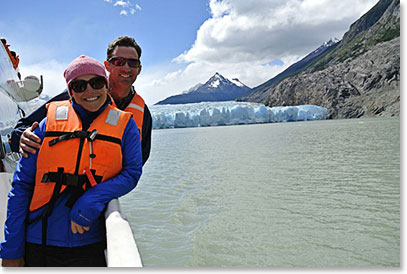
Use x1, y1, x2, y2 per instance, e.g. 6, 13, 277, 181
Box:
150, 101, 327, 129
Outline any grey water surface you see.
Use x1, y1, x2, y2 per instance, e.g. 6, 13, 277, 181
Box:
121, 117, 400, 267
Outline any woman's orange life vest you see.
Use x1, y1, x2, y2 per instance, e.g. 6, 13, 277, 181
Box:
124, 92, 145, 141
29, 100, 132, 212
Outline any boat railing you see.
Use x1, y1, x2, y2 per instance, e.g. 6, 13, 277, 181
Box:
104, 198, 143, 267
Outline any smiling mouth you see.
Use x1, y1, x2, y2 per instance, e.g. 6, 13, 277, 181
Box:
84, 96, 100, 102
119, 73, 132, 78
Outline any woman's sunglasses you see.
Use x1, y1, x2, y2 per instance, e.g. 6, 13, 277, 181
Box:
108, 56, 140, 68
69, 76, 107, 93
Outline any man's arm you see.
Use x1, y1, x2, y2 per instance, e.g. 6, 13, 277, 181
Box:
10, 90, 69, 154
141, 104, 152, 165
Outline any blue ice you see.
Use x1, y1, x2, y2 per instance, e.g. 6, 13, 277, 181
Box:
150, 101, 327, 129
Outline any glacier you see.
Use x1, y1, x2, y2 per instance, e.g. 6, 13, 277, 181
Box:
150, 101, 327, 129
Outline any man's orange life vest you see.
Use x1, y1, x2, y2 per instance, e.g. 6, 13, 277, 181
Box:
29, 100, 132, 212
124, 91, 145, 141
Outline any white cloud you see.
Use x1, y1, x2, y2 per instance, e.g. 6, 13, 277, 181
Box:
142, 0, 379, 104
106, 0, 141, 16
177, 0, 378, 65
114, 0, 129, 8
209, 0, 231, 17
135, 54, 302, 105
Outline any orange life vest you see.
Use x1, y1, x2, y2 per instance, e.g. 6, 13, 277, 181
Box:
124, 91, 145, 141
29, 100, 132, 212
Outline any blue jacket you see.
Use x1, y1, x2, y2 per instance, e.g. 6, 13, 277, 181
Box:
0, 98, 143, 259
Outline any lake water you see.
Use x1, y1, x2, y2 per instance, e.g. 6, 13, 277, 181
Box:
120, 117, 400, 267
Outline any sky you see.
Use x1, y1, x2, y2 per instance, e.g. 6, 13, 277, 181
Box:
1, 0, 382, 105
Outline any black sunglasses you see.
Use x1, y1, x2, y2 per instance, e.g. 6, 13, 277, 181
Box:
108, 56, 141, 68
69, 76, 107, 93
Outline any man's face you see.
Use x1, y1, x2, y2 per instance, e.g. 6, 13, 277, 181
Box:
105, 46, 141, 90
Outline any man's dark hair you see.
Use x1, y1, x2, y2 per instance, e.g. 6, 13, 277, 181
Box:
107, 36, 142, 60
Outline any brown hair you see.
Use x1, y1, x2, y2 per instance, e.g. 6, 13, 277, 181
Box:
106, 36, 142, 60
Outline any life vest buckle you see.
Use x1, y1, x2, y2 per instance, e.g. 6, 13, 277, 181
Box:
87, 129, 98, 142
65, 173, 85, 187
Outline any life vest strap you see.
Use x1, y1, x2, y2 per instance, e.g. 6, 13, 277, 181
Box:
64, 169, 102, 208
48, 130, 96, 147
41, 167, 65, 246
46, 130, 121, 146
41, 170, 103, 188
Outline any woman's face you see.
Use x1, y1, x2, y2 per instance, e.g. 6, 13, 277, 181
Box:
70, 74, 107, 112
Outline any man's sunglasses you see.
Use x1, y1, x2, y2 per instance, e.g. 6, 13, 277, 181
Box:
69, 76, 107, 93
108, 57, 141, 68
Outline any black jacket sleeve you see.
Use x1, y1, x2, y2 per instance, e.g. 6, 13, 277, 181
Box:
10, 90, 70, 152
141, 104, 152, 165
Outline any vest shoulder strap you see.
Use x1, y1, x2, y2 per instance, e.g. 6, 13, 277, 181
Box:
126, 93, 145, 113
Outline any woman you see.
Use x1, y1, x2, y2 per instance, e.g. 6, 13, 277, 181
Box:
0, 55, 143, 267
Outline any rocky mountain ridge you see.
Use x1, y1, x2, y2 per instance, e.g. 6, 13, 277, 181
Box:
266, 37, 399, 119
238, 38, 340, 103
245, 0, 400, 119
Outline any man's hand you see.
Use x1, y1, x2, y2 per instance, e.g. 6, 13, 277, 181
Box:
2, 258, 24, 267
71, 221, 90, 234
19, 122, 41, 158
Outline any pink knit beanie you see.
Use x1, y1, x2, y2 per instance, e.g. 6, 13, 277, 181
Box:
64, 55, 108, 95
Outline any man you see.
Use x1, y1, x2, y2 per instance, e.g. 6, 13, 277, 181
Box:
10, 36, 151, 164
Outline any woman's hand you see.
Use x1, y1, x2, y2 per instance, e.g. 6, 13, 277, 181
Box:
71, 221, 90, 234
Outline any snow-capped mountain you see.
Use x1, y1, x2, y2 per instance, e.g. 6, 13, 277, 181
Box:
182, 83, 203, 94
156, 72, 250, 105
306, 37, 340, 61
